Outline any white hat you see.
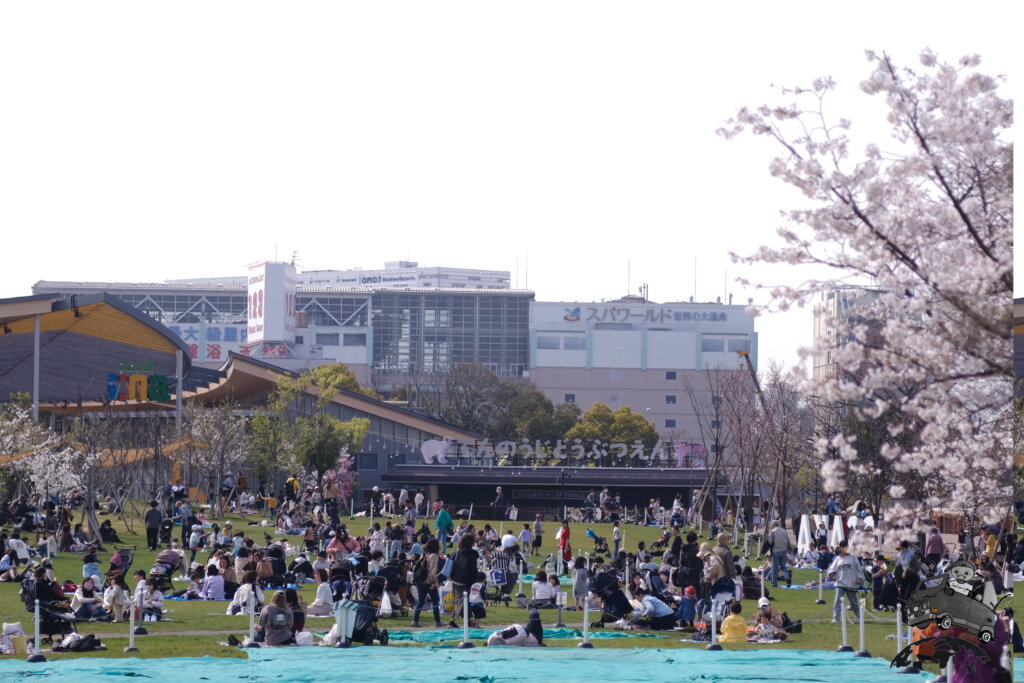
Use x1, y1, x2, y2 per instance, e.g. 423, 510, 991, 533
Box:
758, 597, 771, 608
192, 524, 201, 530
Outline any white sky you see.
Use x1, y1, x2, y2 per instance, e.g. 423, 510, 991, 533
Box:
0, 2, 1015, 374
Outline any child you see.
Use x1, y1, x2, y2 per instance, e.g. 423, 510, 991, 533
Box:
675, 584, 697, 628
871, 556, 888, 611
173, 568, 205, 599
571, 556, 589, 610
142, 578, 164, 621
468, 572, 487, 628
612, 521, 622, 557
188, 524, 202, 565
719, 601, 748, 643
548, 574, 563, 606
517, 524, 532, 553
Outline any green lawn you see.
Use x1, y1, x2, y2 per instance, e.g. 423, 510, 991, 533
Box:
0, 510, 1014, 670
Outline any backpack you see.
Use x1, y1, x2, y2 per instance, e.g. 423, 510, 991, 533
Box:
816, 550, 834, 571
412, 556, 429, 584
906, 550, 921, 574
781, 611, 802, 634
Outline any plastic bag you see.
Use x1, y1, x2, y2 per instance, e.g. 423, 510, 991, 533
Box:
378, 592, 393, 618
295, 631, 314, 646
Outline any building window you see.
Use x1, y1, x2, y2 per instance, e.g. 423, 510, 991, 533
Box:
537, 336, 560, 350
665, 371, 677, 380
316, 333, 340, 346
343, 333, 367, 346
294, 335, 304, 345
727, 338, 750, 353
665, 395, 677, 405
564, 393, 576, 403
357, 453, 378, 470
710, 443, 718, 454
701, 338, 725, 352
665, 419, 676, 429
564, 336, 586, 350
710, 419, 719, 429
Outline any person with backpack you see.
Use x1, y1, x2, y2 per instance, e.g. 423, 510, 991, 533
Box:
674, 531, 702, 593
894, 540, 922, 608
410, 538, 442, 628
447, 534, 481, 629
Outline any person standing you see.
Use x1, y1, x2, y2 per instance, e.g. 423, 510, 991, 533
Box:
414, 489, 425, 515
767, 519, 792, 588
434, 503, 453, 555
828, 539, 863, 623
612, 521, 622, 557
557, 520, 572, 574
409, 540, 443, 628
895, 540, 922, 609
144, 500, 163, 552
924, 527, 945, 569
532, 515, 543, 556
491, 486, 509, 519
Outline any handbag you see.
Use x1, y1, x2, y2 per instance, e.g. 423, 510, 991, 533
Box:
439, 551, 457, 580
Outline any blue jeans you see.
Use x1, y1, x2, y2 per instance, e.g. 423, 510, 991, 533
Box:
833, 587, 860, 621
413, 583, 440, 624
613, 539, 620, 557
440, 534, 448, 556
770, 550, 790, 587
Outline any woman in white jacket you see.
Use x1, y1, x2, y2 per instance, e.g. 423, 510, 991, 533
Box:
227, 570, 265, 615
304, 569, 335, 616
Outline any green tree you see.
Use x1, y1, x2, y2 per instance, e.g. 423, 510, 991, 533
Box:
291, 413, 369, 483
564, 403, 617, 442
609, 406, 660, 448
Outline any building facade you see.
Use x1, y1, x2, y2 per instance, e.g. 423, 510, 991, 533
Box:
811, 287, 882, 387
528, 299, 757, 443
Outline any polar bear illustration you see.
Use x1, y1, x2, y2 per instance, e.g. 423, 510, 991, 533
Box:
421, 436, 452, 464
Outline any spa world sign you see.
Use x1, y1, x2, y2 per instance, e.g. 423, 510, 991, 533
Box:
107, 361, 171, 402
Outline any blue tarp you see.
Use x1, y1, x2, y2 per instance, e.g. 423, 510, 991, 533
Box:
0, 647, 933, 682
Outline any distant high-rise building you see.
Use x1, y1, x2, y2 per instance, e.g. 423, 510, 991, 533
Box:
812, 287, 882, 387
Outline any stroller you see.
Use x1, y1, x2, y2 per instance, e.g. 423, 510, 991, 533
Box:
586, 528, 609, 555
20, 579, 77, 642
649, 529, 671, 556
150, 547, 184, 593
589, 568, 632, 626
349, 599, 389, 646
158, 518, 174, 545
481, 568, 513, 607
106, 546, 136, 581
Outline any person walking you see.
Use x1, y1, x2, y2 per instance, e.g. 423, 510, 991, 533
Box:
767, 519, 792, 588
144, 500, 163, 552
828, 539, 863, 623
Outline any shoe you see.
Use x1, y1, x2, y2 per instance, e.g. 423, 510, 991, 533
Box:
434, 621, 443, 627
448, 620, 458, 629
409, 621, 422, 628
227, 635, 240, 646
830, 619, 838, 624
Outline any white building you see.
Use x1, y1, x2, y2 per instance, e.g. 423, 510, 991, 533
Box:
529, 298, 757, 442
812, 287, 882, 387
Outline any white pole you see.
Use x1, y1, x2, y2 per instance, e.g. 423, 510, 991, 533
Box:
499, 522, 503, 537
518, 561, 524, 595
33, 599, 42, 656
585, 551, 590, 570
248, 590, 256, 642
468, 503, 473, 521
836, 592, 853, 652
706, 599, 722, 650
350, 499, 354, 518
621, 529, 626, 556
578, 591, 593, 648
760, 570, 765, 600
125, 592, 139, 652
564, 505, 567, 521
896, 605, 903, 653
457, 593, 474, 648
855, 598, 870, 657
815, 570, 825, 604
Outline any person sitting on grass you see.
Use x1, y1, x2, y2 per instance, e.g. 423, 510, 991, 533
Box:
633, 585, 677, 630
305, 569, 334, 616
71, 577, 109, 621
102, 574, 131, 622
284, 588, 305, 637
255, 590, 294, 645
530, 570, 555, 608
751, 597, 786, 640
228, 571, 264, 615
718, 601, 748, 643
141, 578, 164, 621
0, 549, 22, 582
200, 565, 225, 600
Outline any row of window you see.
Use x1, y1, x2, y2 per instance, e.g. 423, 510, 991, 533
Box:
537, 338, 750, 354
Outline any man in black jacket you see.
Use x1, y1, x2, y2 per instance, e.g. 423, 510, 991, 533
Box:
144, 500, 163, 551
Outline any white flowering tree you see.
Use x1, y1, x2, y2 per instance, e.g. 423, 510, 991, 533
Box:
13, 446, 97, 503
0, 400, 59, 496
184, 403, 247, 517
721, 50, 1013, 538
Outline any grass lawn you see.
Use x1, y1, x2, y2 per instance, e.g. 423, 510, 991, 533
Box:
0, 509, 1015, 671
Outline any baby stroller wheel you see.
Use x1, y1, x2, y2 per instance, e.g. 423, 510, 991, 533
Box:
364, 631, 375, 646
379, 629, 389, 646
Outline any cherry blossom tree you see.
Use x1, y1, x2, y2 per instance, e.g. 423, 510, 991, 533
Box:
14, 446, 96, 503
184, 403, 247, 517
721, 50, 1012, 537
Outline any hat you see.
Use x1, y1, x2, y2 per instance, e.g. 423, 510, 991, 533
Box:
696, 542, 713, 558
758, 597, 771, 608
659, 568, 670, 576
192, 524, 201, 530
684, 585, 697, 598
